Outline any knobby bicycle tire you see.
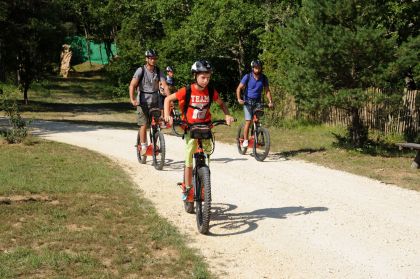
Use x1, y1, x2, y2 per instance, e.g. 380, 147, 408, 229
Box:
253, 126, 270, 162
172, 122, 184, 137
195, 166, 211, 234
136, 132, 147, 164
236, 123, 248, 155
152, 131, 165, 170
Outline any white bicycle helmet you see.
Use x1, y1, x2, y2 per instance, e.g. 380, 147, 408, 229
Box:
191, 60, 212, 73
145, 49, 158, 57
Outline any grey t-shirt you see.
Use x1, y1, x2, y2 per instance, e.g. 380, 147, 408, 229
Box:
133, 66, 166, 106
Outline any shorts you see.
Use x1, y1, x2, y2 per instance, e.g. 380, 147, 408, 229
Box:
244, 99, 261, 121
244, 105, 253, 121
184, 133, 212, 167
136, 105, 150, 127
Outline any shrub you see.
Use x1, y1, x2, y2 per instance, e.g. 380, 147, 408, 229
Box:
1, 91, 30, 144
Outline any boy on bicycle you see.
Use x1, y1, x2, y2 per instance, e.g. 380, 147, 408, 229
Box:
164, 60, 234, 201
236, 60, 273, 148
129, 49, 170, 155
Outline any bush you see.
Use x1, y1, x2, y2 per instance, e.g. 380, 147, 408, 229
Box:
1, 90, 30, 144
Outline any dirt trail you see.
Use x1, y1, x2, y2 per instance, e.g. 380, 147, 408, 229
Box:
29, 120, 420, 279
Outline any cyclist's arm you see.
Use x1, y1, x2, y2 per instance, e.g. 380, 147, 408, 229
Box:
265, 84, 273, 107
160, 79, 171, 97
129, 78, 139, 106
164, 93, 178, 123
236, 83, 245, 103
215, 98, 234, 125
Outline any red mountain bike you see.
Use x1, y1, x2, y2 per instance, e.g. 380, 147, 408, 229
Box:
237, 102, 270, 161
176, 119, 230, 234
136, 108, 166, 170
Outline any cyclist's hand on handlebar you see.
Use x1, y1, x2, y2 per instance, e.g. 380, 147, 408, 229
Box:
164, 115, 173, 126
268, 102, 274, 109
225, 114, 235, 126
238, 99, 245, 105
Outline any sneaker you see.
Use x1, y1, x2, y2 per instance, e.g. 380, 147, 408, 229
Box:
140, 144, 147, 155
181, 184, 194, 202
242, 139, 249, 148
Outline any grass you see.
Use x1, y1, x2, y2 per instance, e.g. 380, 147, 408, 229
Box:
0, 139, 212, 278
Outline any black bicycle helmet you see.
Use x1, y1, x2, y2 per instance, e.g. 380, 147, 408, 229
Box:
145, 49, 158, 57
251, 59, 263, 68
166, 66, 174, 72
191, 60, 212, 74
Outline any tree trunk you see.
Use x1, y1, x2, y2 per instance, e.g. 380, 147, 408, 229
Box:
348, 107, 368, 147
84, 26, 92, 66
23, 84, 29, 105
0, 40, 5, 82
237, 37, 245, 78
104, 39, 114, 63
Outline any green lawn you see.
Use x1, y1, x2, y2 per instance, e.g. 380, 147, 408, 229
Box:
0, 139, 212, 279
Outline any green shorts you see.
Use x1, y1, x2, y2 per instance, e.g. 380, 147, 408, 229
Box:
184, 134, 212, 167
136, 105, 150, 127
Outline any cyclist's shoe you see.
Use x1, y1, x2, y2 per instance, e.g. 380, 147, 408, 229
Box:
180, 183, 194, 202
140, 144, 147, 156
242, 139, 249, 148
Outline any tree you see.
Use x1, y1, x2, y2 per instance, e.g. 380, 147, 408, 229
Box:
1, 0, 65, 104
264, 0, 396, 146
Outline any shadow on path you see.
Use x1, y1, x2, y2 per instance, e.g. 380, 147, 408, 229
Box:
208, 203, 328, 236
211, 157, 248, 163
266, 148, 327, 161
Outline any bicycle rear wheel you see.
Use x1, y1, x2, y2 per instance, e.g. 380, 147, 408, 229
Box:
136, 132, 146, 164
253, 126, 270, 162
152, 131, 165, 170
236, 123, 248, 155
195, 166, 211, 234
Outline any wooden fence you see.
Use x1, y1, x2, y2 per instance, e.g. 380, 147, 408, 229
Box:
326, 89, 419, 135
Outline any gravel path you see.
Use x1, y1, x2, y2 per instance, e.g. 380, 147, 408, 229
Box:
28, 120, 420, 279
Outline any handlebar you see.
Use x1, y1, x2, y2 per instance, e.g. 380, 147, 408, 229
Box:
174, 119, 236, 128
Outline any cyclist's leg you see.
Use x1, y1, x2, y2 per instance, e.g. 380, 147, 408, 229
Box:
202, 139, 212, 166
184, 134, 197, 188
243, 104, 253, 140
137, 105, 150, 145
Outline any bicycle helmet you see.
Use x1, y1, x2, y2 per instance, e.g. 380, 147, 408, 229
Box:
251, 59, 263, 68
145, 49, 158, 57
166, 66, 174, 72
191, 60, 212, 74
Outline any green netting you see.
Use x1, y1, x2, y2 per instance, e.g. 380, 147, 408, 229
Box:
65, 36, 117, 65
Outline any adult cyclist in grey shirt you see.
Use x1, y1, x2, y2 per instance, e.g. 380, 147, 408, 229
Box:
129, 49, 170, 155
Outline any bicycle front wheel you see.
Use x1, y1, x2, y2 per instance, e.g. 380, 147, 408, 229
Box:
195, 166, 211, 235
152, 131, 166, 170
253, 126, 270, 162
236, 123, 248, 155
136, 132, 146, 164
172, 121, 184, 137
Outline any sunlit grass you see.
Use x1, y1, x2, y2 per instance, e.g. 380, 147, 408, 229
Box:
0, 140, 212, 278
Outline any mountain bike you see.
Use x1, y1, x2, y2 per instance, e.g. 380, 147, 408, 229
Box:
136, 107, 166, 170
176, 119, 229, 234
237, 102, 270, 161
